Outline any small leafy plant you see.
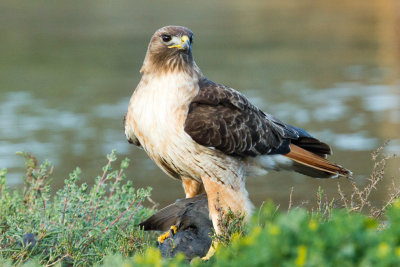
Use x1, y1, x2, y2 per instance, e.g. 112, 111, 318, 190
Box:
88, 201, 400, 267
208, 201, 400, 267
0, 150, 153, 266
211, 193, 246, 247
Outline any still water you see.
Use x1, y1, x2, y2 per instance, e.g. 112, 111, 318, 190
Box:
1, 0, 399, 208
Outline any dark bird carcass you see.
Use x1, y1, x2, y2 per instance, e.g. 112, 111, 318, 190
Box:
139, 194, 212, 260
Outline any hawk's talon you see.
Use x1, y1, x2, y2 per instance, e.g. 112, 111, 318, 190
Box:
157, 225, 178, 244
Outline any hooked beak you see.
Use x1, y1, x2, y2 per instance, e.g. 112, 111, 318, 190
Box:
168, 35, 190, 50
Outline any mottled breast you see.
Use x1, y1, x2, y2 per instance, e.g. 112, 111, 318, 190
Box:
125, 72, 199, 178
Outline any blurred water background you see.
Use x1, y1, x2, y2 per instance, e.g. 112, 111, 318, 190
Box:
1, 0, 399, 208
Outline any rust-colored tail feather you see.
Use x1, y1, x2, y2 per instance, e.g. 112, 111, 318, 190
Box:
284, 144, 351, 178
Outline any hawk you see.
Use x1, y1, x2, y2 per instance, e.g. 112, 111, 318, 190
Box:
125, 25, 351, 236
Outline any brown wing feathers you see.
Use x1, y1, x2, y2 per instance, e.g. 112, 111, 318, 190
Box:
185, 79, 299, 157
184, 78, 351, 178
284, 144, 351, 177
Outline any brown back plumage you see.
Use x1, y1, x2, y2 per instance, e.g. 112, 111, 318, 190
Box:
184, 78, 351, 178
185, 78, 300, 157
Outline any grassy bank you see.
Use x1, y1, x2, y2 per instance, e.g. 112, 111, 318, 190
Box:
0, 151, 154, 266
1, 147, 399, 266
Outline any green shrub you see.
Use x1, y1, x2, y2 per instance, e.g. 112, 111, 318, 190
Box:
208, 202, 400, 267
1, 147, 399, 267
0, 151, 153, 266
92, 201, 400, 267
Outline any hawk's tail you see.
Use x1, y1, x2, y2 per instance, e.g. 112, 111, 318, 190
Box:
284, 144, 352, 178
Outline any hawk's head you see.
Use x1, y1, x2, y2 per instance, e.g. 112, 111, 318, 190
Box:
141, 26, 195, 75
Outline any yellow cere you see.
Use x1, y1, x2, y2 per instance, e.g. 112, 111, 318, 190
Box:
181, 35, 189, 43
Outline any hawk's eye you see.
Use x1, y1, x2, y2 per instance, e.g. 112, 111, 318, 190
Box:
161, 34, 172, 42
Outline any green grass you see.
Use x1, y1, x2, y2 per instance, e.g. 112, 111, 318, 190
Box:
1, 147, 399, 266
